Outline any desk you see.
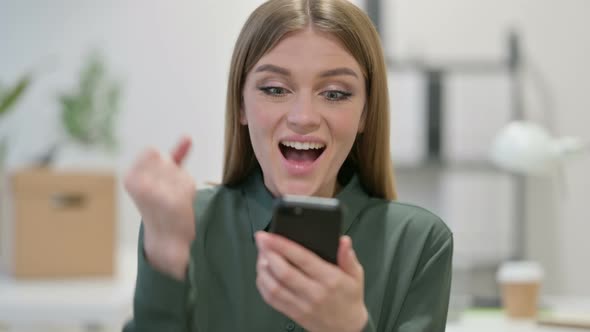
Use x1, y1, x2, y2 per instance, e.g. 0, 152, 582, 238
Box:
0, 249, 136, 331
448, 309, 590, 332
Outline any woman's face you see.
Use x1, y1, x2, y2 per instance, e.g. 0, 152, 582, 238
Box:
241, 27, 367, 197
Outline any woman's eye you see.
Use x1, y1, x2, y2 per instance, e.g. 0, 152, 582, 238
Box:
259, 86, 289, 96
322, 90, 352, 101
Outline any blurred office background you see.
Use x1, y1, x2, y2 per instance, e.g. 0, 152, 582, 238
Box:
1, 0, 589, 331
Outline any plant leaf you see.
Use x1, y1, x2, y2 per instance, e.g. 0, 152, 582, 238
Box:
58, 51, 121, 150
0, 74, 31, 116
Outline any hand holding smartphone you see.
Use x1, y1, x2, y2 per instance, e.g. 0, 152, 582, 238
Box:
269, 195, 342, 264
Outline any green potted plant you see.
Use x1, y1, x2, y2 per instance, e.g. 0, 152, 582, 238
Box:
40, 51, 121, 167
2, 53, 121, 278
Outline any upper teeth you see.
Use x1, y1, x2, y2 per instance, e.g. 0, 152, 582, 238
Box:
281, 141, 325, 150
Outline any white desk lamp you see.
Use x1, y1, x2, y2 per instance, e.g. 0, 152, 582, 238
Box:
489, 121, 588, 261
491, 121, 589, 176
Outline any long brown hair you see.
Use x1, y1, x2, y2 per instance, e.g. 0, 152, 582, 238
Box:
222, 0, 396, 200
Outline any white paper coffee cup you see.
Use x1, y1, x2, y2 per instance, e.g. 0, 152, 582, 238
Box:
497, 261, 544, 318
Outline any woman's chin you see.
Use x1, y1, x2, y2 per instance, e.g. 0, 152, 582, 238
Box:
279, 185, 316, 197
276, 179, 321, 197
276, 177, 337, 197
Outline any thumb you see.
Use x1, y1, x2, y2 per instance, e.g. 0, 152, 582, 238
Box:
337, 235, 363, 281
171, 135, 192, 165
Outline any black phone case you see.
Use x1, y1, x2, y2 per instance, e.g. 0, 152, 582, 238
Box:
269, 196, 342, 264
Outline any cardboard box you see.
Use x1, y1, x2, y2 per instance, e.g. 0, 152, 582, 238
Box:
0, 168, 116, 278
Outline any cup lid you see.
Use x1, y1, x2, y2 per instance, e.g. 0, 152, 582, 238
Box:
497, 261, 544, 283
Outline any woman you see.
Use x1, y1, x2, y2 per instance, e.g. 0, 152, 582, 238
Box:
124, 0, 453, 331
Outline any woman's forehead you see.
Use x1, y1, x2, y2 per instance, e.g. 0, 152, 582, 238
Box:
253, 27, 363, 77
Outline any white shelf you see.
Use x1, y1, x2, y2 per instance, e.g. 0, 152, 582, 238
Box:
0, 249, 136, 328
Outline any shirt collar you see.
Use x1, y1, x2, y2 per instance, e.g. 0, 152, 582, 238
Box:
242, 168, 274, 236
242, 167, 371, 237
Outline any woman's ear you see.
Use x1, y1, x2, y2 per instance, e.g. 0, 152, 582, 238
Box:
239, 92, 250, 125
240, 103, 248, 125
358, 105, 367, 133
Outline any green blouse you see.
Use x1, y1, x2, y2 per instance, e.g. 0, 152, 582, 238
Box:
124, 168, 453, 331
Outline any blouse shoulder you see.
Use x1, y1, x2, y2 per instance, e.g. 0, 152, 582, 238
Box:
364, 198, 453, 246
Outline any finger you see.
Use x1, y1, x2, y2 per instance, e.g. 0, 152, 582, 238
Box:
337, 236, 363, 281
257, 253, 269, 271
171, 135, 192, 165
255, 231, 337, 281
256, 257, 308, 318
263, 248, 323, 302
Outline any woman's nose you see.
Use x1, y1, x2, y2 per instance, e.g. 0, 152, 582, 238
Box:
286, 94, 321, 133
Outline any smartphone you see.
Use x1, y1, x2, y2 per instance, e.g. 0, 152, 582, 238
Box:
269, 195, 342, 264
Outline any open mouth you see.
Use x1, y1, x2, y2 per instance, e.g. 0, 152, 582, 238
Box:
279, 141, 326, 163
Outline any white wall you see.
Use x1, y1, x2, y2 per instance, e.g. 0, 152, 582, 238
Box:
384, 0, 590, 296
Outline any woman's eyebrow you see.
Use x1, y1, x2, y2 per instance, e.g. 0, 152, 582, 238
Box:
255, 64, 291, 76
254, 64, 359, 79
319, 67, 358, 79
